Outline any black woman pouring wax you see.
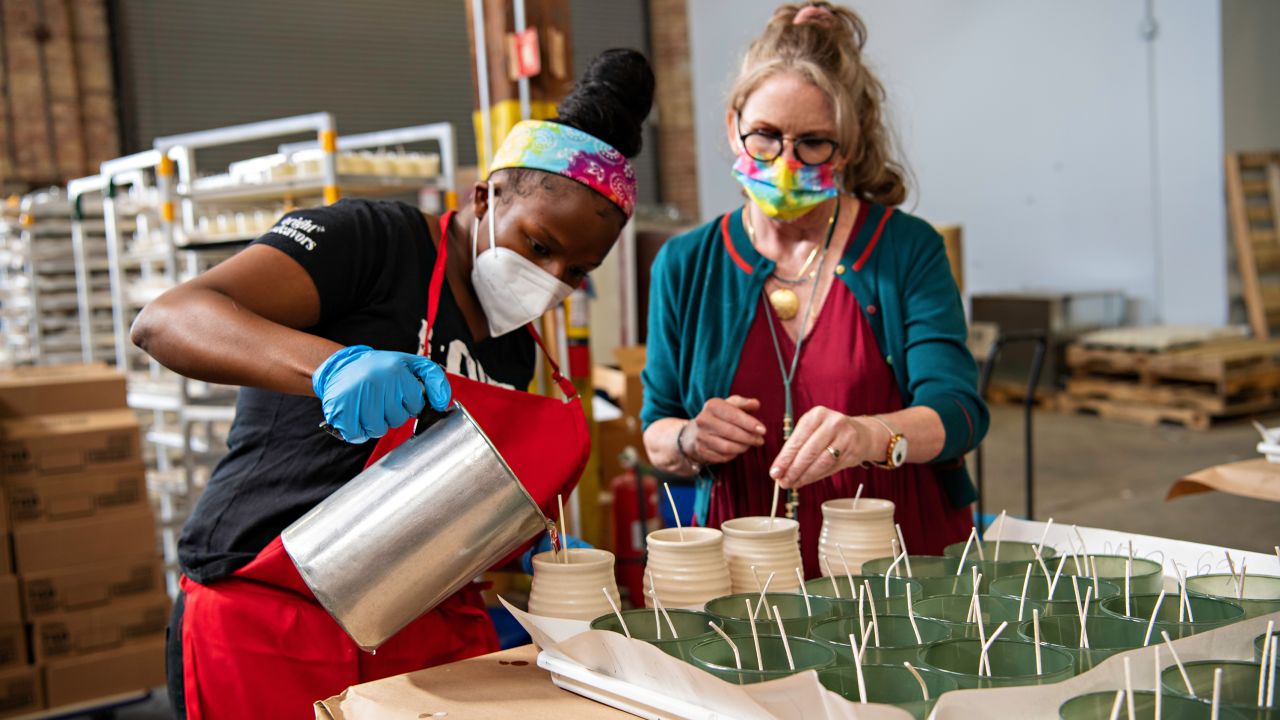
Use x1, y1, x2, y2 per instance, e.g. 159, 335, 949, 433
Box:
131, 49, 653, 719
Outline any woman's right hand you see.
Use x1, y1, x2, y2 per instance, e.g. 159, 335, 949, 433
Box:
684, 395, 767, 464
311, 346, 452, 443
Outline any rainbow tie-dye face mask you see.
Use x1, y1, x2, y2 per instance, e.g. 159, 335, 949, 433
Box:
731, 151, 838, 222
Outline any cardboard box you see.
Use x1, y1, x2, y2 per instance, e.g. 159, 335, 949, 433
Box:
21, 557, 164, 619
596, 415, 646, 486
0, 364, 125, 419
0, 536, 10, 578
32, 594, 169, 664
0, 577, 18, 627
0, 410, 141, 482
592, 346, 647, 421
4, 464, 146, 525
0, 665, 42, 719
43, 637, 164, 709
0, 626, 24, 672
12, 506, 156, 575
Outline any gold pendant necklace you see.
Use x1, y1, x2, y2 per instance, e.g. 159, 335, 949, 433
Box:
744, 205, 837, 321
768, 287, 800, 320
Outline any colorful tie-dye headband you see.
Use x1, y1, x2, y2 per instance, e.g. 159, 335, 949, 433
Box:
490, 120, 637, 219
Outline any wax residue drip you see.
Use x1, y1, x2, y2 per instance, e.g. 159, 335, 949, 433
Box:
546, 519, 563, 557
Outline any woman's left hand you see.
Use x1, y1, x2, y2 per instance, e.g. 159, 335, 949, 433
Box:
769, 406, 872, 489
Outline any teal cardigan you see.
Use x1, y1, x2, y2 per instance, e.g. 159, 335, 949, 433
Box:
640, 203, 988, 510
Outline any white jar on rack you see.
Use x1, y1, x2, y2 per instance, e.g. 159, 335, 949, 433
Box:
643, 527, 732, 610
527, 548, 621, 621
720, 516, 802, 594
817, 497, 896, 576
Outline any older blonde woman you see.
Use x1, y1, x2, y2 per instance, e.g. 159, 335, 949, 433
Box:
641, 2, 986, 576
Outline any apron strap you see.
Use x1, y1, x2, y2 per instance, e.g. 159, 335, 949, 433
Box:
431, 212, 577, 402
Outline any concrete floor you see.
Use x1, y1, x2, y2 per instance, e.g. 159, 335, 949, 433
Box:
95, 405, 1280, 719
973, 404, 1280, 553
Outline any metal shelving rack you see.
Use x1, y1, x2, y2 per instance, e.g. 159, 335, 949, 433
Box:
97, 114, 455, 593
0, 188, 113, 367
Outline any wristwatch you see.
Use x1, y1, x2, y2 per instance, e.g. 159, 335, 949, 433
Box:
867, 416, 908, 469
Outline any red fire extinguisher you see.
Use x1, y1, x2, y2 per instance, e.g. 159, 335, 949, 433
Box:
611, 450, 660, 607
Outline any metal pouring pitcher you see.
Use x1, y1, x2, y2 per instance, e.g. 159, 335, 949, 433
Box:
281, 400, 548, 651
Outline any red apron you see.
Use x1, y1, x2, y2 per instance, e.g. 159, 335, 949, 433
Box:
179, 211, 591, 719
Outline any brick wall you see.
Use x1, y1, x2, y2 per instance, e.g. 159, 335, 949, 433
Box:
648, 0, 700, 222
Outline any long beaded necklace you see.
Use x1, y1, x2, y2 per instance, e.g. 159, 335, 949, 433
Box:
744, 202, 838, 320
760, 198, 841, 519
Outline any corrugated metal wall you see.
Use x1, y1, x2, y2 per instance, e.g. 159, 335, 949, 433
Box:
109, 0, 655, 203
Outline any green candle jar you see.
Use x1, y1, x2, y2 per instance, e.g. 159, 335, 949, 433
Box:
818, 662, 958, 720
919, 637, 1076, 689
1017, 614, 1150, 673
1185, 573, 1280, 619
804, 574, 922, 616
1059, 690, 1252, 719
990, 571, 1121, 618
704, 592, 834, 637
912, 593, 1045, 639
809, 614, 951, 666
689, 633, 836, 684
1064, 555, 1165, 596
590, 608, 716, 662
1160, 659, 1274, 712
861, 555, 981, 598
1099, 593, 1245, 640
944, 539, 1055, 564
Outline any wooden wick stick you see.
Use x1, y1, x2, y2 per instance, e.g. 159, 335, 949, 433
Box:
603, 588, 630, 638
1124, 656, 1136, 720
906, 585, 922, 644
773, 606, 795, 671
1032, 608, 1043, 675
895, 523, 913, 577
557, 494, 568, 564
904, 661, 930, 701
1107, 690, 1125, 720
852, 483, 864, 509
707, 621, 741, 670
747, 598, 762, 671
796, 567, 812, 616
1161, 630, 1195, 697
1018, 562, 1033, 622
993, 509, 1008, 562
849, 631, 867, 704
956, 527, 978, 576
1143, 590, 1167, 646
1211, 667, 1223, 720
1036, 517, 1054, 553
862, 580, 881, 647
978, 621, 1008, 678
663, 483, 684, 542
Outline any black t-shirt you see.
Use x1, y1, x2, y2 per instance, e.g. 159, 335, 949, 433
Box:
179, 199, 535, 583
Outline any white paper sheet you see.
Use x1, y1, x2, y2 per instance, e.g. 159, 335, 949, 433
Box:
502, 598, 912, 719
985, 516, 1280, 586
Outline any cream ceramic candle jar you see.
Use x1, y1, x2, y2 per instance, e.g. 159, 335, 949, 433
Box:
642, 527, 732, 609
527, 548, 621, 621
818, 497, 896, 576
720, 516, 803, 594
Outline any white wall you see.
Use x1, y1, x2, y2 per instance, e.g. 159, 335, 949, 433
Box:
687, 0, 1226, 325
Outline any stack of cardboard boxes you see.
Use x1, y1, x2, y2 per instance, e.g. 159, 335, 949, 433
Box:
0, 364, 168, 715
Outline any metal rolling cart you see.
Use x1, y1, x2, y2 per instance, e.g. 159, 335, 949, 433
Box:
66, 174, 118, 366
98, 114, 456, 594
0, 189, 112, 367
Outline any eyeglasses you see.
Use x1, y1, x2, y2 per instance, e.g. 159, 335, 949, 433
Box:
737, 117, 839, 167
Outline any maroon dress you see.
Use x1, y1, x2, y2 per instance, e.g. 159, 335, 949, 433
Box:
707, 234, 974, 578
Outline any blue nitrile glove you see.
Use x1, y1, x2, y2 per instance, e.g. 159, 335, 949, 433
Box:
521, 532, 593, 575
311, 345, 451, 444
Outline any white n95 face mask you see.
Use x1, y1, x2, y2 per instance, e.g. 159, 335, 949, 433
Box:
471, 185, 575, 337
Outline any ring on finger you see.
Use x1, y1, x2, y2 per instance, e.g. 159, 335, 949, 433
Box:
826, 445, 841, 461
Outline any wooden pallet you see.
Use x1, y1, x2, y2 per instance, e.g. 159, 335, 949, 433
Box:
1056, 393, 1279, 431
1226, 150, 1280, 339
1065, 338, 1280, 395
985, 380, 1058, 410
1063, 376, 1279, 415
